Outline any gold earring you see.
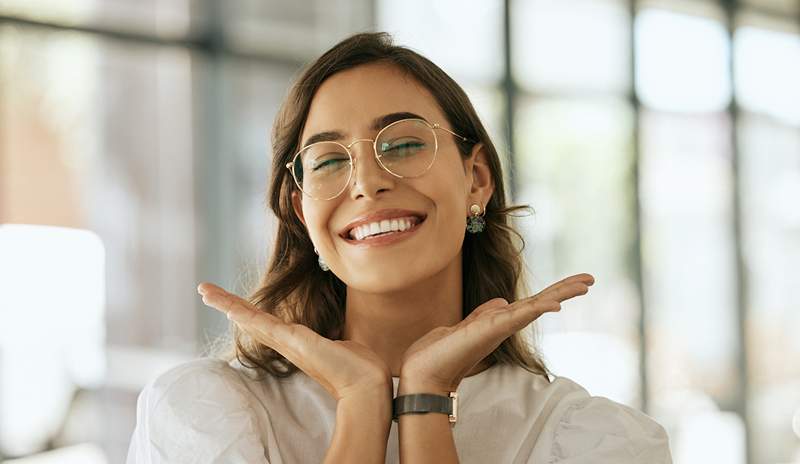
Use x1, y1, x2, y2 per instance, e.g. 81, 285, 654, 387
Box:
466, 203, 485, 234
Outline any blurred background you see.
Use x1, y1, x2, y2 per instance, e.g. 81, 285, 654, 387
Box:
0, 0, 798, 462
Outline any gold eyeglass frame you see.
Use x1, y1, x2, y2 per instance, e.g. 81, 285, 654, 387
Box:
285, 117, 475, 201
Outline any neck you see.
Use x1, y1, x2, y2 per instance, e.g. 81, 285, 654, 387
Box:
342, 252, 464, 377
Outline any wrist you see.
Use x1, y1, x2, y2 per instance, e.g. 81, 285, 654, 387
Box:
394, 379, 459, 425
397, 376, 452, 397
337, 388, 393, 421
327, 389, 391, 464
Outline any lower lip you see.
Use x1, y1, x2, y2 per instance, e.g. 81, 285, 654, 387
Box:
343, 218, 426, 247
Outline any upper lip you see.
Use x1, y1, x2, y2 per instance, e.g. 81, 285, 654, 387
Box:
339, 208, 427, 239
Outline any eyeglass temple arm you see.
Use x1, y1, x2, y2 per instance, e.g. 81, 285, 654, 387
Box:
432, 123, 476, 144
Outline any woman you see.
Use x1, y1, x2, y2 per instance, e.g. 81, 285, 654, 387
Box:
127, 31, 672, 463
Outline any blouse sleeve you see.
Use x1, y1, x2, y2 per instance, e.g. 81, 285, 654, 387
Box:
126, 358, 270, 464
545, 395, 673, 464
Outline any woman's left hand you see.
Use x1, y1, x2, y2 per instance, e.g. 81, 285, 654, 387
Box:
398, 273, 595, 394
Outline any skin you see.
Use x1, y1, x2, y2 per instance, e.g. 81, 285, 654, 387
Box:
197, 61, 595, 462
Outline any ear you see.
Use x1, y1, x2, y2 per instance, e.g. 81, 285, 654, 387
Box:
464, 143, 494, 209
291, 190, 307, 227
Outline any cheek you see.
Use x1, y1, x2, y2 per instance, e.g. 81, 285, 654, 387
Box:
426, 169, 468, 239
438, 194, 467, 238
303, 200, 338, 246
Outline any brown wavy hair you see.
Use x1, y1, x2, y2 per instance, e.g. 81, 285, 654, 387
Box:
209, 31, 552, 383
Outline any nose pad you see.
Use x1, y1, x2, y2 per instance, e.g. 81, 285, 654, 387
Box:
347, 139, 382, 178
345, 138, 395, 196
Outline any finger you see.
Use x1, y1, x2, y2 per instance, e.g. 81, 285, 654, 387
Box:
197, 282, 228, 295
198, 283, 250, 320
199, 285, 295, 350
460, 297, 508, 326
200, 287, 256, 322
498, 281, 591, 333
547, 281, 591, 303
539, 273, 594, 295
486, 300, 560, 335
198, 283, 264, 323
513, 282, 588, 313
518, 273, 594, 306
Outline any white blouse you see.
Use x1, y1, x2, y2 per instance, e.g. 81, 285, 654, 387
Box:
126, 356, 673, 463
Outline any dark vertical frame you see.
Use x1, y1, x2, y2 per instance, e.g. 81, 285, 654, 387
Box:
193, 0, 233, 347
628, 0, 650, 415
502, 0, 518, 202
721, 0, 752, 462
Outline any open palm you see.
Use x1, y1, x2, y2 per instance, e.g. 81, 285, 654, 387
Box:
198, 283, 392, 401
399, 273, 595, 392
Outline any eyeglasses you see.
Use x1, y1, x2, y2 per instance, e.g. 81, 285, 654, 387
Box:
285, 118, 474, 201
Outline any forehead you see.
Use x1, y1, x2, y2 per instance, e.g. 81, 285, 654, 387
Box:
300, 62, 446, 143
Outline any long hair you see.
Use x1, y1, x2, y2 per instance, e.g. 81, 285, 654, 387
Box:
210, 31, 552, 382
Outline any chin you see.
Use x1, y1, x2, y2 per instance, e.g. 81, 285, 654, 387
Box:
345, 273, 417, 294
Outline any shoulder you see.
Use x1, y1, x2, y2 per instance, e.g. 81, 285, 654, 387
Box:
127, 357, 267, 463
147, 356, 244, 389
141, 357, 252, 409
537, 376, 673, 463
139, 356, 258, 422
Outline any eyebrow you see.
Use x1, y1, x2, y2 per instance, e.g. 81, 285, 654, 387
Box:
300, 111, 428, 149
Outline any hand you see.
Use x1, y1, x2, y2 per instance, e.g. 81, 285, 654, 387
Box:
398, 273, 595, 394
197, 282, 392, 402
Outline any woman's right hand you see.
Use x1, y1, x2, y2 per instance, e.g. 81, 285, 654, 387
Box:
197, 282, 392, 402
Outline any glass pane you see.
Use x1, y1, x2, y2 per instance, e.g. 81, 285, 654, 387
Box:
222, 0, 373, 60
377, 0, 503, 85
640, 109, 745, 462
738, 111, 800, 464
741, 0, 799, 15
512, 0, 631, 94
462, 85, 504, 146
0, 225, 105, 456
0, 23, 198, 461
0, 0, 198, 40
635, 7, 731, 112
219, 58, 297, 286
461, 84, 509, 186
514, 97, 641, 407
734, 23, 800, 127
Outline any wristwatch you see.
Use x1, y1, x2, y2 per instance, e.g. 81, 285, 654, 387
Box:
392, 391, 458, 426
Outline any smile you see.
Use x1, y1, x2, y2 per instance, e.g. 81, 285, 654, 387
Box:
341, 216, 426, 247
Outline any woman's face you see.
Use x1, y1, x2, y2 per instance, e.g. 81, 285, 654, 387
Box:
291, 62, 489, 292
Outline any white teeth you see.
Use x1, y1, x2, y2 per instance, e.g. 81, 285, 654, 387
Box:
348, 216, 419, 240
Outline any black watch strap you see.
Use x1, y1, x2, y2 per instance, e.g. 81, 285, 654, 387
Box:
392, 392, 458, 425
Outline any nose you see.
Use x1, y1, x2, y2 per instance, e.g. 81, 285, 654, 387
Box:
346, 139, 395, 199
